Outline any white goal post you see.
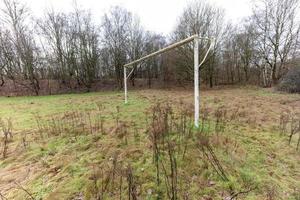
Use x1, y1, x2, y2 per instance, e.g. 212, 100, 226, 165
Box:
123, 34, 214, 128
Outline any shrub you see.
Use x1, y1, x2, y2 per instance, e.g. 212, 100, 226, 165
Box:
278, 67, 300, 93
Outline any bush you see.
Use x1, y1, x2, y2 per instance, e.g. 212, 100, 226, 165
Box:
278, 67, 300, 93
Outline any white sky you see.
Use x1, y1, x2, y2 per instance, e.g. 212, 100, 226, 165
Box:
1, 0, 253, 35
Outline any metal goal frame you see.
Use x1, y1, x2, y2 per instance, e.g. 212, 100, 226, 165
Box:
123, 34, 214, 128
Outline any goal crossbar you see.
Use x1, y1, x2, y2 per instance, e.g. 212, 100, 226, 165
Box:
123, 34, 213, 128
124, 34, 199, 68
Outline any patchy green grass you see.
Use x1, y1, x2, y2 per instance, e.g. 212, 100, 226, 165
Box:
0, 88, 299, 200
0, 91, 149, 130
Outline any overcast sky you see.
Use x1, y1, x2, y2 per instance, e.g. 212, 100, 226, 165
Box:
1, 0, 253, 35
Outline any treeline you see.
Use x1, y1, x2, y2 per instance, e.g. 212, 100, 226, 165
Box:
0, 0, 299, 95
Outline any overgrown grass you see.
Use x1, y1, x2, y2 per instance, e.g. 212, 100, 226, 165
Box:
0, 88, 299, 199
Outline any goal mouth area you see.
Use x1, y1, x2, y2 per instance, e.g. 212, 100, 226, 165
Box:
123, 34, 214, 128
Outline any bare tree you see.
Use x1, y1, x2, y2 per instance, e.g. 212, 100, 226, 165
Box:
101, 6, 131, 89
37, 9, 70, 86
221, 24, 240, 84
251, 0, 300, 86
0, 0, 40, 95
221, 22, 256, 84
236, 23, 255, 82
38, 6, 100, 90
0, 32, 5, 87
172, 0, 225, 88
141, 32, 165, 88
72, 7, 100, 90
126, 15, 145, 87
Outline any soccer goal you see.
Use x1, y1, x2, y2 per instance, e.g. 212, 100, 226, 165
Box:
123, 34, 214, 128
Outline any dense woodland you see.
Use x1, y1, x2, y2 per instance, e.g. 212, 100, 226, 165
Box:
0, 0, 299, 95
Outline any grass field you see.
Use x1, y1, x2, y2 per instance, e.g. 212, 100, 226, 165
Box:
0, 87, 299, 200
